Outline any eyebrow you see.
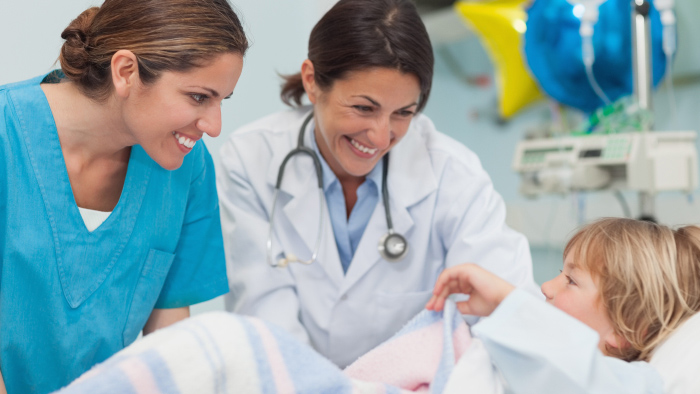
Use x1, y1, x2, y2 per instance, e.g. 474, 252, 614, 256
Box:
353, 95, 418, 110
189, 86, 232, 99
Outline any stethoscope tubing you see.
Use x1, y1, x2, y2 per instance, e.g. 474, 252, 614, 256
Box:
266, 112, 407, 267
267, 114, 325, 267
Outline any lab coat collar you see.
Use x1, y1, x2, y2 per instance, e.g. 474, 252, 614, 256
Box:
265, 109, 316, 197
266, 112, 438, 291
307, 125, 384, 194
264, 110, 346, 285
341, 117, 438, 293
265, 110, 437, 203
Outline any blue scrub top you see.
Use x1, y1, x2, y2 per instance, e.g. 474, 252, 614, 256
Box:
0, 73, 229, 394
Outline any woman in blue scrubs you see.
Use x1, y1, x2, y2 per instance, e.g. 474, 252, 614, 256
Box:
0, 0, 247, 393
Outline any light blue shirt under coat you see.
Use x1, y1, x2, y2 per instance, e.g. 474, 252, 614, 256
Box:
309, 126, 381, 273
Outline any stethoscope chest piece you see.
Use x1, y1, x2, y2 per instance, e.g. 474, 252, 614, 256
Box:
378, 231, 408, 262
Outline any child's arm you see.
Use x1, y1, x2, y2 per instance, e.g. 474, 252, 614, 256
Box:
427, 264, 663, 393
472, 289, 664, 394
426, 263, 516, 316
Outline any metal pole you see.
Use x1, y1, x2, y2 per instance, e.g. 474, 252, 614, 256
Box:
632, 0, 656, 221
632, 0, 653, 117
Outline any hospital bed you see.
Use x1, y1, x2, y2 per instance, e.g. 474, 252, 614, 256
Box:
54, 302, 700, 394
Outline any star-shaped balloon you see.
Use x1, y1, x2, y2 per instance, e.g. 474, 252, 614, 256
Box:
455, 0, 543, 118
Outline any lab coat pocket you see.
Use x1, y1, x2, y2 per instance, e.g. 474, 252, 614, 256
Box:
374, 290, 433, 338
122, 249, 175, 346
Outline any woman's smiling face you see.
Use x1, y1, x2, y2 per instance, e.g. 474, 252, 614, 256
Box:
123, 52, 244, 170
305, 64, 421, 182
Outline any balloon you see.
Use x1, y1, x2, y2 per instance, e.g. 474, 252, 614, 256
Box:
455, 0, 544, 118
525, 0, 668, 113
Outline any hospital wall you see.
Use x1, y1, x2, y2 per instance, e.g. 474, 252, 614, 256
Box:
3, 0, 700, 314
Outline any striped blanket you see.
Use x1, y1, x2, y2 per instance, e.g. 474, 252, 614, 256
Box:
55, 300, 480, 394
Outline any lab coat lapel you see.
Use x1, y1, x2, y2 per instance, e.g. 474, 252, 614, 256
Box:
268, 113, 345, 288
280, 172, 344, 287
341, 122, 438, 294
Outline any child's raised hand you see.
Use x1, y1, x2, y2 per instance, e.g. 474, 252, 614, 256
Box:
425, 263, 516, 316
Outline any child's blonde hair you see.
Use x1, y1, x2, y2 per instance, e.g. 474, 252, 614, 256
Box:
564, 218, 700, 361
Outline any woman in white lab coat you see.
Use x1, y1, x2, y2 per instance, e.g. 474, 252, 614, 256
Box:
217, 0, 538, 368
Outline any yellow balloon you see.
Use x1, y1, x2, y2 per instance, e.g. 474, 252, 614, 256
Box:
455, 0, 543, 118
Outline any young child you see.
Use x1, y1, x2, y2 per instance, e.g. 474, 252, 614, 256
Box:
428, 217, 700, 393
54, 218, 700, 394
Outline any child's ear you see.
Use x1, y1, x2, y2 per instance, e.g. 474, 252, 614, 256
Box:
604, 331, 630, 350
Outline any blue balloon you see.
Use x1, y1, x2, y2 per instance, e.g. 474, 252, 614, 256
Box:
524, 0, 669, 113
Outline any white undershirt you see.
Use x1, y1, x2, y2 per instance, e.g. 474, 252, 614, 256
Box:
78, 207, 112, 232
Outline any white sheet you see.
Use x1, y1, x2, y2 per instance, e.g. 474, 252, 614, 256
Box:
650, 312, 700, 393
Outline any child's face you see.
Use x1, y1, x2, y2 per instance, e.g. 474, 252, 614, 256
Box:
541, 254, 618, 353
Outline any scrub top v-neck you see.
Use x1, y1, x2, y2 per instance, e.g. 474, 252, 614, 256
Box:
0, 73, 228, 394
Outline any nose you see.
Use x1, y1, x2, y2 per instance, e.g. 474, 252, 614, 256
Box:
196, 104, 222, 138
367, 116, 392, 150
541, 279, 554, 301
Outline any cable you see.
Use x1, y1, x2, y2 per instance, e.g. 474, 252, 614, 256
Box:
573, 0, 612, 107
656, 0, 677, 57
569, 1, 677, 112
543, 197, 564, 279
584, 50, 612, 106
665, 52, 677, 125
576, 192, 587, 225
613, 190, 632, 218
655, 0, 677, 125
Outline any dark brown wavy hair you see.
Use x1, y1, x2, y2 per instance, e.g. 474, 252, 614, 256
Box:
280, 0, 434, 112
59, 0, 248, 101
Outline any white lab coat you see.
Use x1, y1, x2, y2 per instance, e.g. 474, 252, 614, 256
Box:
217, 107, 538, 367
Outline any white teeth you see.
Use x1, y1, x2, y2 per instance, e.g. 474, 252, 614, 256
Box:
350, 138, 377, 155
174, 132, 196, 149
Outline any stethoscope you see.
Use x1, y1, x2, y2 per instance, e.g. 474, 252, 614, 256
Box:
266, 112, 409, 268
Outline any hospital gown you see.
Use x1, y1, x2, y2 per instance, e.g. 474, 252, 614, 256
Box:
469, 289, 664, 394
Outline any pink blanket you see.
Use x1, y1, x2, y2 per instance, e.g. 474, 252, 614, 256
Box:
56, 300, 472, 394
